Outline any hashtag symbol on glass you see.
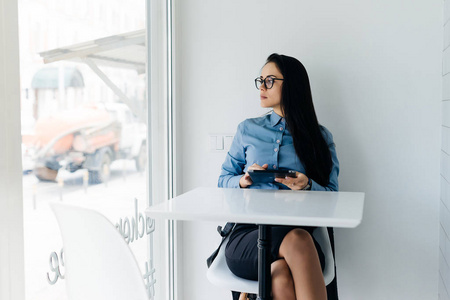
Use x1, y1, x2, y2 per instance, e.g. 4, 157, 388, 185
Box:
143, 258, 156, 299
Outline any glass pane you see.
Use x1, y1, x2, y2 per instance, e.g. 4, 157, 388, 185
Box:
18, 0, 163, 299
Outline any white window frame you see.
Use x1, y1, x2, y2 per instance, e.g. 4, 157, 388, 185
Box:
0, 0, 25, 299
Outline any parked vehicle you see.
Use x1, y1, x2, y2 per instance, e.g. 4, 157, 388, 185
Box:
27, 103, 147, 183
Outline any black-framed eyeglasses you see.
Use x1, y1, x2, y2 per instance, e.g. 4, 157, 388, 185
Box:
254, 76, 284, 90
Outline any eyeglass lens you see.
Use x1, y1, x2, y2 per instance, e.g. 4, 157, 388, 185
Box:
255, 77, 274, 90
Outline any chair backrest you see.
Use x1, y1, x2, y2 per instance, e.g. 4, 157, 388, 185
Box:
51, 203, 148, 300
207, 235, 259, 294
312, 227, 335, 286
207, 226, 335, 294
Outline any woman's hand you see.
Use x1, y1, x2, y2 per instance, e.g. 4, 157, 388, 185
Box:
239, 163, 268, 188
275, 172, 309, 190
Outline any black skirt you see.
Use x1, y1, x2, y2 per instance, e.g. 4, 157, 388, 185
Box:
225, 224, 325, 281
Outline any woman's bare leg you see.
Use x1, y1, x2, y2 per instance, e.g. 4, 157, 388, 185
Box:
271, 259, 296, 300
278, 229, 326, 300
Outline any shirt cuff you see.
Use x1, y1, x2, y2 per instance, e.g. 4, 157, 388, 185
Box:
310, 179, 338, 191
228, 175, 242, 188
310, 179, 324, 191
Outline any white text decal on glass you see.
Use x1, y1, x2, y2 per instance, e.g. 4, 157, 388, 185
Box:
47, 198, 155, 287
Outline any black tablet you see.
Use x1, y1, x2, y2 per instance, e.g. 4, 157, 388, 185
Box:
247, 169, 297, 183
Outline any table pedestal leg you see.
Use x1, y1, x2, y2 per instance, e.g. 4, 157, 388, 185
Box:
257, 224, 272, 300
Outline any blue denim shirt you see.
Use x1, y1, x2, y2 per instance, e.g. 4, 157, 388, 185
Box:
218, 112, 339, 191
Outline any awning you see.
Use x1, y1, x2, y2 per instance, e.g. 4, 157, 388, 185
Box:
31, 67, 85, 89
37, 30, 147, 121
38, 29, 146, 74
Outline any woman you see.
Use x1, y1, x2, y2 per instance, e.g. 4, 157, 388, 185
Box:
218, 53, 339, 300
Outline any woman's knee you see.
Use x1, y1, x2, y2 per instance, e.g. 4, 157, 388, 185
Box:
279, 228, 315, 257
271, 259, 295, 300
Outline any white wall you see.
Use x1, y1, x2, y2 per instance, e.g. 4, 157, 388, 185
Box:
0, 0, 25, 299
440, 1, 450, 299
175, 1, 442, 299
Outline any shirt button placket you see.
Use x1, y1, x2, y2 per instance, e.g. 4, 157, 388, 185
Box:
274, 128, 283, 169
273, 147, 279, 170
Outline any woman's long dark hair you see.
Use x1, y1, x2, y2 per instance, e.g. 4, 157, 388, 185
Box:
266, 53, 332, 186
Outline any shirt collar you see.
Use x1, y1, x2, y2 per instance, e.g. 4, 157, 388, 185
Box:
270, 111, 284, 127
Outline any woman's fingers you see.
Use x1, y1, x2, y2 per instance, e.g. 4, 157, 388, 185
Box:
241, 163, 269, 188
275, 177, 295, 188
275, 172, 307, 190
239, 173, 253, 188
248, 163, 269, 171
244, 173, 252, 182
